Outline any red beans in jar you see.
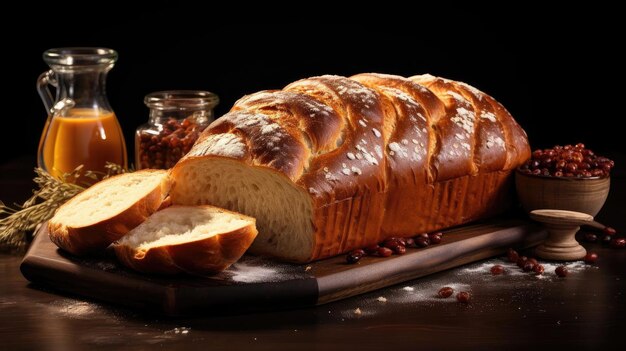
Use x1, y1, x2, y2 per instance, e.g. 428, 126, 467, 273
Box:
136, 117, 204, 169
135, 90, 218, 170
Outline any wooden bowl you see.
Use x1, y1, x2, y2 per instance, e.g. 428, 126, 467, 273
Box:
515, 170, 610, 216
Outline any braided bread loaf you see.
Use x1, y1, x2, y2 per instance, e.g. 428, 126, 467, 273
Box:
170, 73, 530, 262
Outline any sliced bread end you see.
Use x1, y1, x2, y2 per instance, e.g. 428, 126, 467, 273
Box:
113, 205, 258, 275
48, 169, 171, 255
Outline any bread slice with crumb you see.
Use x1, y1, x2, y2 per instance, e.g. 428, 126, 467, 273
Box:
113, 205, 257, 275
48, 170, 170, 255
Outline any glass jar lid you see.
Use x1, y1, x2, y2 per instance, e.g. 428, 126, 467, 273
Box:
144, 90, 220, 112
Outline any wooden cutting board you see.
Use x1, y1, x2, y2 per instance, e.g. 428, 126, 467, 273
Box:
21, 219, 546, 316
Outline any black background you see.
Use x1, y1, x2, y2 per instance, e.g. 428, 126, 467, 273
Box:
2, 3, 622, 174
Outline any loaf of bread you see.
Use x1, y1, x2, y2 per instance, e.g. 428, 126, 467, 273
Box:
48, 170, 170, 255
114, 205, 257, 275
170, 73, 530, 263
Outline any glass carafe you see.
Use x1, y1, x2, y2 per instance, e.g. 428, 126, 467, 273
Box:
37, 48, 127, 184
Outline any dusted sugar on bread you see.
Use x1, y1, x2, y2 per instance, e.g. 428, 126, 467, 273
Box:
170, 73, 530, 263
48, 170, 171, 255
114, 205, 258, 275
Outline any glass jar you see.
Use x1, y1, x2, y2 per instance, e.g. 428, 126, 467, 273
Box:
37, 48, 127, 184
135, 91, 219, 170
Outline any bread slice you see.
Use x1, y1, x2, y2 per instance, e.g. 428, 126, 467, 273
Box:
48, 170, 170, 255
113, 205, 258, 275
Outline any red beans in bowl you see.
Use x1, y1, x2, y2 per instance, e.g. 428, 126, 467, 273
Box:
518, 143, 614, 178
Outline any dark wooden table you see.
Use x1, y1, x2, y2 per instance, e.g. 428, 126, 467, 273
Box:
1, 156, 625, 351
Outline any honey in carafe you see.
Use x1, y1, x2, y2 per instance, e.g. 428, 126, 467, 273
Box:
39, 109, 127, 179
36, 48, 127, 184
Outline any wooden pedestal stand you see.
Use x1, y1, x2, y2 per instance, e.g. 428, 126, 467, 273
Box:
530, 209, 591, 261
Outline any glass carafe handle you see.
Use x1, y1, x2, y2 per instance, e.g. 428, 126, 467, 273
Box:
37, 70, 56, 113
37, 70, 75, 115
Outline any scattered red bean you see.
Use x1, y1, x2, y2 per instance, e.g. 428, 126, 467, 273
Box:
428, 232, 443, 244
391, 245, 406, 255
490, 265, 504, 275
527, 258, 538, 266
364, 244, 380, 255
383, 239, 400, 249
518, 143, 614, 178
415, 236, 430, 248
404, 238, 415, 247
456, 291, 471, 303
516, 256, 528, 268
601, 235, 613, 245
377, 247, 393, 257
438, 287, 454, 298
351, 249, 365, 256
610, 238, 626, 249
346, 254, 361, 264
346, 249, 365, 264
603, 227, 617, 236
555, 266, 568, 277
507, 248, 519, 263
584, 252, 598, 264
523, 262, 536, 272
533, 264, 545, 275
